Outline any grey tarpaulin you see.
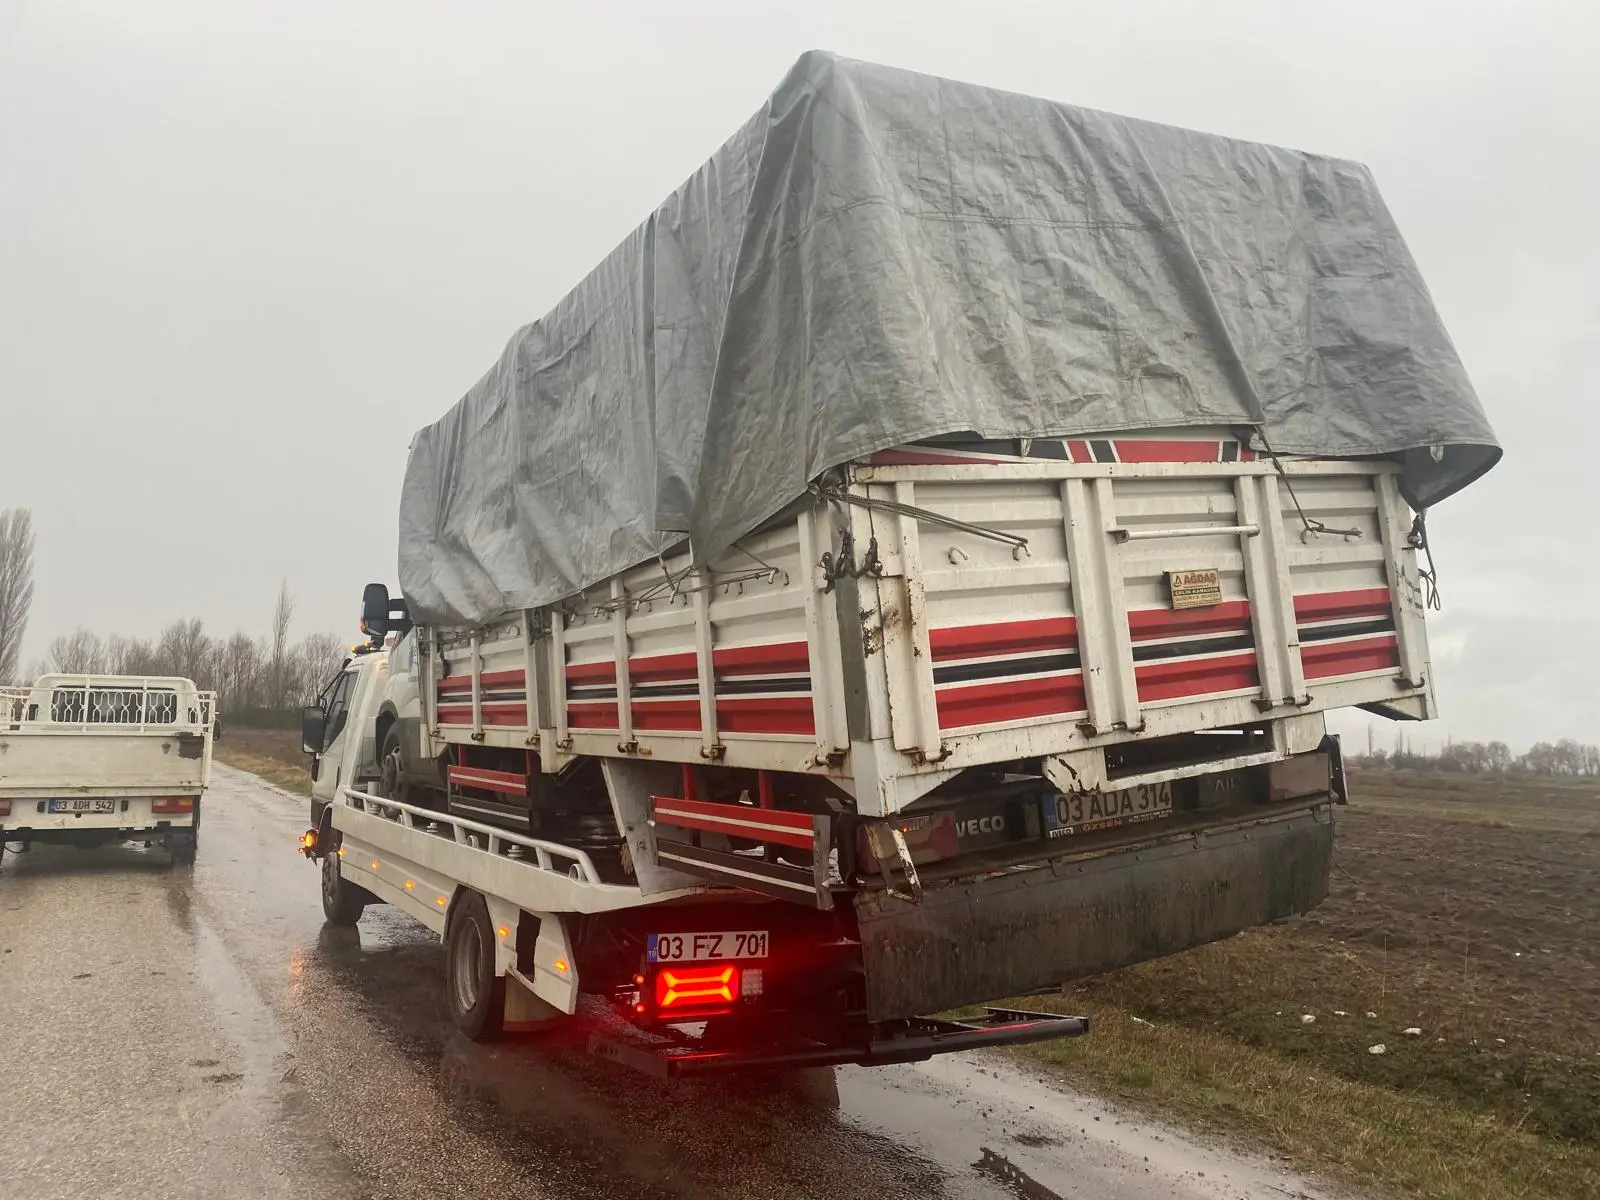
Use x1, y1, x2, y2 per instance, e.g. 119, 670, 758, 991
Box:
399, 51, 1499, 628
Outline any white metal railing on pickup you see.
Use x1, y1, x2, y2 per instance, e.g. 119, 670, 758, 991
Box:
339, 786, 606, 885
2, 676, 215, 733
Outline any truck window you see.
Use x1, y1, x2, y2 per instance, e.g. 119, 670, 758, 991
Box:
322, 670, 358, 749
392, 630, 415, 675
50, 687, 179, 725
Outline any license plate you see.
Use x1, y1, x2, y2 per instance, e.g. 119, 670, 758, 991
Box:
647, 931, 769, 963
1045, 782, 1174, 838
47, 798, 116, 814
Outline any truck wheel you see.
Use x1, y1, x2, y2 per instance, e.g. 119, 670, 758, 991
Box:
445, 892, 505, 1041
168, 798, 202, 866
321, 849, 366, 926
377, 726, 408, 806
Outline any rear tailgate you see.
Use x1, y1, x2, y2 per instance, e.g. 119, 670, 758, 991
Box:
851, 436, 1430, 789
0, 729, 210, 799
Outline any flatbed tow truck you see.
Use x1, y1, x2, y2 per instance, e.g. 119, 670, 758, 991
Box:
293, 52, 1494, 1080
299, 636, 1087, 1078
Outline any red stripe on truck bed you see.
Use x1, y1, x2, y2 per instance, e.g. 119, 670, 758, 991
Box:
929, 617, 1077, 662
1301, 635, 1400, 680
935, 675, 1087, 730
1127, 600, 1252, 641
712, 642, 811, 678
1135, 652, 1260, 703
652, 796, 818, 849
566, 661, 617, 686
1293, 587, 1393, 623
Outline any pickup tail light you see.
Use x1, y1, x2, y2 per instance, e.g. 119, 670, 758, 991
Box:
654, 965, 740, 1013
0, 799, 11, 817
152, 797, 195, 814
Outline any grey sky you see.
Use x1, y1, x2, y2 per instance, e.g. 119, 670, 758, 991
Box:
2, 1, 1593, 748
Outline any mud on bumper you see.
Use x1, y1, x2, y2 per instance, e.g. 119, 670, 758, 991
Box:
855, 804, 1333, 1022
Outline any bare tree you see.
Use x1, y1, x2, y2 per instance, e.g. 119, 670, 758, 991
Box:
294, 632, 347, 703
156, 618, 213, 688
217, 632, 265, 714
0, 507, 36, 683
269, 579, 294, 709
48, 628, 108, 674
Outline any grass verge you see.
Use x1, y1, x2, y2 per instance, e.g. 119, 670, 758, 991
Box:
215, 727, 310, 795
997, 769, 1600, 1200
1002, 1000, 1600, 1200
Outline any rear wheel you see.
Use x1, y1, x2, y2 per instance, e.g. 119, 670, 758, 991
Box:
321, 846, 366, 925
377, 726, 407, 805
445, 891, 504, 1041
169, 798, 202, 866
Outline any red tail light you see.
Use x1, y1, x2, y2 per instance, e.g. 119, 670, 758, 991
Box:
654, 965, 739, 1012
0, 800, 11, 817
152, 797, 195, 814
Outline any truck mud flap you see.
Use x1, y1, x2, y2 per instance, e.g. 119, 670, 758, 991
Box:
855, 806, 1333, 1022
588, 1008, 1088, 1079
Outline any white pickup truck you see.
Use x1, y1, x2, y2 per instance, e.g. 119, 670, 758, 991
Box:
0, 675, 215, 867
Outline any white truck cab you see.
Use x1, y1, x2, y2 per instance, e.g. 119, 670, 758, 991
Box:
303, 649, 388, 828
0, 674, 215, 867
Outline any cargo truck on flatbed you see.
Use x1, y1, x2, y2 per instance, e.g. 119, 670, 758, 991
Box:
296, 52, 1498, 1077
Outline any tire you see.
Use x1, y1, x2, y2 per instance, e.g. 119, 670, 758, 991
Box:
321, 845, 367, 926
445, 892, 505, 1041
376, 725, 407, 805
169, 799, 200, 866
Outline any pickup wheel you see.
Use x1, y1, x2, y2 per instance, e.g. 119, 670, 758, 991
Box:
168, 800, 200, 866
445, 892, 505, 1041
321, 847, 366, 926
377, 726, 408, 806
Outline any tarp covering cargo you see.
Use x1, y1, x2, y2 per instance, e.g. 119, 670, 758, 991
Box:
399, 51, 1499, 628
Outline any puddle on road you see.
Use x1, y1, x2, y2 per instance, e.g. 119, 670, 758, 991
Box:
294, 931, 955, 1200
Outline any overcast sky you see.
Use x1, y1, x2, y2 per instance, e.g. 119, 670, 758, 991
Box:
2, 0, 1594, 749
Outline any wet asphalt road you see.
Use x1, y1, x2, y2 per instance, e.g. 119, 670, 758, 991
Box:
0, 767, 1335, 1200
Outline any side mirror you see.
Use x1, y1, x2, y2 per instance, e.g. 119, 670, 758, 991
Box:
300, 705, 327, 755
360, 583, 391, 638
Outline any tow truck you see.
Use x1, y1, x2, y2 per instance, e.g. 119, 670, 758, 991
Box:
298, 626, 1087, 1077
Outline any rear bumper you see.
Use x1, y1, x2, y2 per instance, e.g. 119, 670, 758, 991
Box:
854, 803, 1333, 1021
1, 798, 196, 839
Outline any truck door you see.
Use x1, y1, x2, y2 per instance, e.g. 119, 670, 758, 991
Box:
310, 665, 360, 810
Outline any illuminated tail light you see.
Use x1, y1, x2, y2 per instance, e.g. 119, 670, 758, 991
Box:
655, 965, 739, 1011
152, 797, 195, 814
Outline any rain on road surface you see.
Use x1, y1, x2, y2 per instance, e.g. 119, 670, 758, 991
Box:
0, 767, 1336, 1200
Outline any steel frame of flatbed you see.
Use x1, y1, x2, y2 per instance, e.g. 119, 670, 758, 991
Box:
321, 785, 1091, 1074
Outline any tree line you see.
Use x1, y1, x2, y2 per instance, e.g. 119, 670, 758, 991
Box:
25, 580, 347, 720
1354, 737, 1600, 777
